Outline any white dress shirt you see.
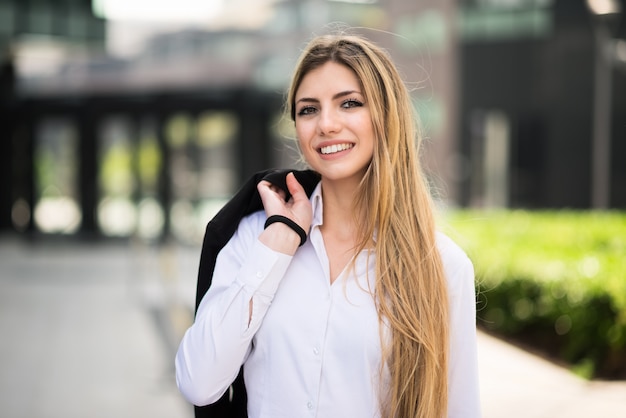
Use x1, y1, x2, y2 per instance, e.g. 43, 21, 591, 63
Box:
176, 183, 481, 418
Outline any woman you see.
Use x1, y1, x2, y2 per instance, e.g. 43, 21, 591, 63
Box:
176, 33, 481, 418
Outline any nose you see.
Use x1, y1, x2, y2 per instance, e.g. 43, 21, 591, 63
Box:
317, 108, 341, 136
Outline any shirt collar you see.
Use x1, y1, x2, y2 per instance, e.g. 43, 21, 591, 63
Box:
310, 181, 378, 247
310, 182, 324, 228
309, 182, 378, 244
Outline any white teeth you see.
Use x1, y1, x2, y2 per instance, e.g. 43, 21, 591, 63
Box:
320, 143, 353, 155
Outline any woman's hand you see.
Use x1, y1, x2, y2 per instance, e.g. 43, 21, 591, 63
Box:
256, 172, 313, 255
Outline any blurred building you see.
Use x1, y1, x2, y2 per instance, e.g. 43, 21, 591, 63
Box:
0, 0, 624, 243
458, 0, 626, 209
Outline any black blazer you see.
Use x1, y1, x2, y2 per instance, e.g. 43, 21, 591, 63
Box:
193, 168, 320, 418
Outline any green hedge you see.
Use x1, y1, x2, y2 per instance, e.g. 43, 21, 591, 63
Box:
444, 210, 626, 379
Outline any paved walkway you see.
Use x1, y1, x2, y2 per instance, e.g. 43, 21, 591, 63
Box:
0, 237, 624, 418
477, 331, 626, 418
0, 238, 192, 418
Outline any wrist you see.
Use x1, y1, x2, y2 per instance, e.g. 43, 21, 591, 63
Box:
259, 222, 302, 255
264, 215, 307, 247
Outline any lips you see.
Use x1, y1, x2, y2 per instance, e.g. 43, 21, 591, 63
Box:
319, 143, 354, 155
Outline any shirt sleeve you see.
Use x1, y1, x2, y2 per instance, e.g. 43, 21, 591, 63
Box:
439, 234, 482, 418
175, 211, 293, 406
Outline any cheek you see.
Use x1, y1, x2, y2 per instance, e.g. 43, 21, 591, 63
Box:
359, 121, 376, 152
295, 123, 315, 148
295, 129, 312, 160
295, 120, 310, 136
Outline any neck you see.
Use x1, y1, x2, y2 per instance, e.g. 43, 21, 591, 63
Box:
319, 179, 361, 240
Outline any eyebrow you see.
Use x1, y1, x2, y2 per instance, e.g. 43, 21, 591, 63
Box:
295, 90, 362, 105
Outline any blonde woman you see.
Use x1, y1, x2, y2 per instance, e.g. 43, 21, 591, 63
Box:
176, 33, 481, 418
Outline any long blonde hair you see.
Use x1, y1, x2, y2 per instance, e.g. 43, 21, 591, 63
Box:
288, 34, 449, 418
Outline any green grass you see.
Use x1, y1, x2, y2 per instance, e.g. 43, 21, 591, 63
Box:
443, 210, 626, 379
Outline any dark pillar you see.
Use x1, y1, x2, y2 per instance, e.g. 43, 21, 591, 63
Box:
156, 110, 172, 241
23, 107, 36, 235
236, 91, 275, 184
0, 50, 16, 231
78, 102, 99, 238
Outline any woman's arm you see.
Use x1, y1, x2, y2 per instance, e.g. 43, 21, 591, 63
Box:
175, 213, 295, 406
176, 172, 313, 406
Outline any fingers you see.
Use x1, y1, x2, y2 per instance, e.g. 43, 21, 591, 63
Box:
259, 173, 304, 203
285, 172, 313, 231
285, 172, 307, 203
258, 179, 294, 221
258, 172, 313, 231
257, 180, 286, 201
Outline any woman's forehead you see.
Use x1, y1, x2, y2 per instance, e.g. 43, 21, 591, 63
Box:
296, 62, 362, 97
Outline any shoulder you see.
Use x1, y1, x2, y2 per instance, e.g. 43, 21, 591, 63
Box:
234, 210, 266, 240
214, 210, 266, 258
436, 232, 470, 265
435, 232, 474, 288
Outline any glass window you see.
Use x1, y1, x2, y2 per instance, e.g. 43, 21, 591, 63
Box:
97, 115, 137, 237
33, 117, 81, 234
195, 110, 238, 198
166, 111, 239, 244
136, 116, 165, 240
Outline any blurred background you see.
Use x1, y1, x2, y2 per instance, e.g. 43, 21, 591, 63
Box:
0, 0, 625, 417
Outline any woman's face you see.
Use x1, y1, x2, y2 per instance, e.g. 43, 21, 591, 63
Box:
294, 61, 375, 184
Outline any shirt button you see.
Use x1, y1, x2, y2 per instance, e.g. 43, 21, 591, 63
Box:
307, 401, 314, 410
313, 347, 319, 355
255, 271, 263, 279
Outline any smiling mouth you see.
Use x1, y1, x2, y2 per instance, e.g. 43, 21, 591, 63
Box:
319, 143, 354, 155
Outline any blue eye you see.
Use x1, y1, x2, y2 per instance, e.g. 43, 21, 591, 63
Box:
342, 99, 363, 108
297, 106, 317, 116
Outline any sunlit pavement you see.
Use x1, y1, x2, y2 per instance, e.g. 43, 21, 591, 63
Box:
1, 237, 624, 418
478, 331, 626, 418
0, 238, 193, 418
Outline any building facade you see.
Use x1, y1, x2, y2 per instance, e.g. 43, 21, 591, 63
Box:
0, 0, 624, 242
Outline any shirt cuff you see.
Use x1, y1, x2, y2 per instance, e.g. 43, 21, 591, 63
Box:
237, 239, 293, 298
